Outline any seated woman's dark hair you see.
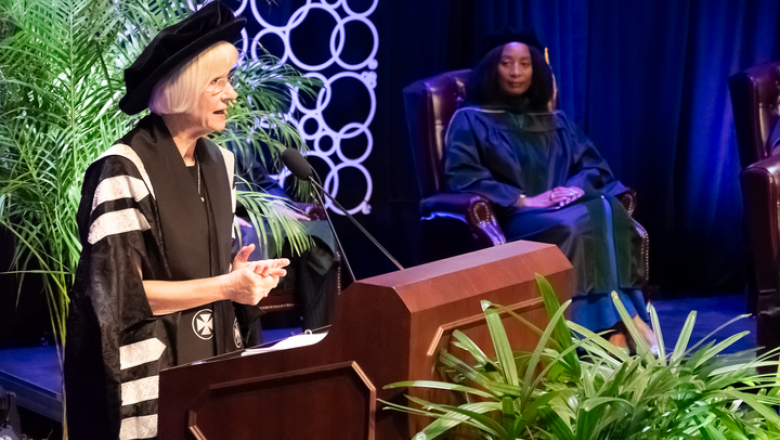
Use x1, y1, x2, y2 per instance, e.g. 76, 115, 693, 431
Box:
467, 43, 553, 111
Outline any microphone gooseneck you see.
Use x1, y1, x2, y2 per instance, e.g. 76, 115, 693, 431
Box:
282, 148, 356, 282
310, 187, 356, 282
308, 179, 404, 271
282, 148, 405, 273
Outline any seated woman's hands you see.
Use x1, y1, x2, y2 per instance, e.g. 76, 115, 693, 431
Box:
226, 244, 290, 305
522, 186, 585, 209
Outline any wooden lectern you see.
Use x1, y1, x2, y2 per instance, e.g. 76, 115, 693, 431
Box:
158, 240, 572, 440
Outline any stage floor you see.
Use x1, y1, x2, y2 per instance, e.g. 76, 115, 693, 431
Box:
653, 294, 755, 353
0, 294, 757, 425
0, 346, 62, 422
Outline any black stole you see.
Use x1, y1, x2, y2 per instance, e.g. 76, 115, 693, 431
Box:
121, 113, 233, 279
120, 114, 235, 355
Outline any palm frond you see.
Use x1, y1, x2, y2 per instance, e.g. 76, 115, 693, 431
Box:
0, 0, 314, 371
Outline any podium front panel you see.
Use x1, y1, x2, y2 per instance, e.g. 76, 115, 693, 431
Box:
187, 361, 374, 440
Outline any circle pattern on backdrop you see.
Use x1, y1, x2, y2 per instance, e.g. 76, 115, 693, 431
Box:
245, 0, 378, 215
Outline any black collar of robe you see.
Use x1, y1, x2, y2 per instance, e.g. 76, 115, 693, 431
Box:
467, 103, 564, 133
473, 95, 532, 115
121, 113, 233, 280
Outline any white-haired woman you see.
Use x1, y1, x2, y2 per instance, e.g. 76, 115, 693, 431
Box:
64, 4, 286, 439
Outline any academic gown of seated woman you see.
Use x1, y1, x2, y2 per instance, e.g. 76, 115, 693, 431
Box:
444, 104, 647, 331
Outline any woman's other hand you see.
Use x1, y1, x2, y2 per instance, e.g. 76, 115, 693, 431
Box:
523, 187, 584, 209
551, 186, 584, 207
234, 243, 292, 275
232, 244, 256, 272
250, 258, 290, 277
143, 255, 290, 315
223, 258, 290, 305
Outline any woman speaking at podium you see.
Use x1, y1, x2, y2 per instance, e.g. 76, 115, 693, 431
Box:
64, 3, 288, 439
445, 28, 657, 352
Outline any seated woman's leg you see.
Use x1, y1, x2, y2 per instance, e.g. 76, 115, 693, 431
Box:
502, 201, 598, 301
624, 288, 657, 348
501, 198, 656, 349
569, 289, 642, 336
501, 202, 592, 294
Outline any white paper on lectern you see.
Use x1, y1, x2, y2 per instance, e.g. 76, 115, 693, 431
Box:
241, 332, 327, 356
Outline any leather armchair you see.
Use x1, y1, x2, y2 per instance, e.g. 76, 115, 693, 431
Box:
729, 61, 780, 352
403, 70, 505, 262
403, 70, 648, 276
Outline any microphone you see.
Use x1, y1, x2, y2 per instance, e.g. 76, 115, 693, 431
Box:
281, 149, 404, 276
282, 148, 314, 180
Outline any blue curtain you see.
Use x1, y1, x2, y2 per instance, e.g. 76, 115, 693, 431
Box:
231, 0, 780, 291
370, 0, 780, 292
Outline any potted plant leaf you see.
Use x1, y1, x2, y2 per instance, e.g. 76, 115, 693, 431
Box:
383, 275, 780, 439
0, 0, 316, 374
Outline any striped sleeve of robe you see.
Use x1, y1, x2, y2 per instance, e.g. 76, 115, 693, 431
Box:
66, 144, 174, 440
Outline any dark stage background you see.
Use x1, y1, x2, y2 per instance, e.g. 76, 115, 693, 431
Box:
240, 0, 779, 297
4, 1, 779, 343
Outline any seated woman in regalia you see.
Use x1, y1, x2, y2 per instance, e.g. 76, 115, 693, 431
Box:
444, 28, 658, 351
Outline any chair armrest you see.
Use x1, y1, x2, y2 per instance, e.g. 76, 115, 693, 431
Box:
420, 193, 506, 247
741, 155, 780, 296
617, 188, 637, 216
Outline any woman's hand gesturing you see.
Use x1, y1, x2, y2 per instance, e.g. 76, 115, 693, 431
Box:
232, 244, 257, 273
226, 244, 290, 305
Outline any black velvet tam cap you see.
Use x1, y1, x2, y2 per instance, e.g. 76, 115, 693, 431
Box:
479, 26, 545, 60
119, 1, 246, 115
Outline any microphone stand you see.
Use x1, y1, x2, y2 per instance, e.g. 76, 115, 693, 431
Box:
308, 176, 404, 271
309, 185, 356, 282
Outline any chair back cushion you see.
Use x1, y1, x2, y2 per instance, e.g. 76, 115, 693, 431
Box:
403, 69, 471, 198
403, 68, 560, 198
729, 61, 780, 168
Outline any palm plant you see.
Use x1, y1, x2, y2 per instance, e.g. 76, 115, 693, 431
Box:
0, 0, 316, 365
383, 275, 780, 439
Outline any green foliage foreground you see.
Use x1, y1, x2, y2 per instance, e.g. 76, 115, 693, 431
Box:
383, 276, 780, 439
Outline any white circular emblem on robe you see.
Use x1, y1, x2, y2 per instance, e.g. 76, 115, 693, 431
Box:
233, 318, 242, 348
192, 309, 214, 340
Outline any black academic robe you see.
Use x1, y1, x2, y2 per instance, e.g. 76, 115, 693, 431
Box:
444, 107, 644, 302
65, 114, 243, 440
